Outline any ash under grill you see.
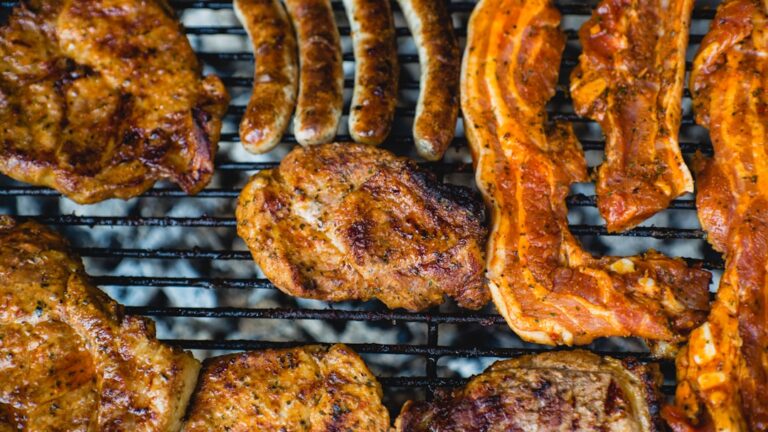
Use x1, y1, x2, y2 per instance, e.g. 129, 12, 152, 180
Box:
0, 0, 724, 416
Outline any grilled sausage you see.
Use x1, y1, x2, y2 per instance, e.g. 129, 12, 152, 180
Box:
343, 0, 399, 145
234, 0, 298, 153
285, 0, 344, 145
397, 0, 460, 160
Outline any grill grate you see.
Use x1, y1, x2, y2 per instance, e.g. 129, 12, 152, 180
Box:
0, 0, 721, 412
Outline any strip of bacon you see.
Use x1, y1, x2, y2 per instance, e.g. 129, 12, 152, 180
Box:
461, 0, 710, 353
663, 1, 768, 430
571, 0, 694, 232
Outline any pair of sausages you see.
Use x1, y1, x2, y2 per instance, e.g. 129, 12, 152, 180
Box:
234, 0, 459, 160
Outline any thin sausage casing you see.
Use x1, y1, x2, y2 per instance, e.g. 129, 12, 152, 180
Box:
285, 0, 344, 146
235, 0, 298, 153
397, 0, 460, 161
343, 0, 399, 145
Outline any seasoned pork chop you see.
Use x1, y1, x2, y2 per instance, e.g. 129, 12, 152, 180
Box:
461, 0, 710, 352
0, 217, 200, 431
663, 1, 768, 430
395, 350, 664, 431
571, 0, 694, 232
236, 143, 489, 311
0, 0, 229, 203
183, 344, 389, 432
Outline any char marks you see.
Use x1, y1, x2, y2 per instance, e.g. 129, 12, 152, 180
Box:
236, 143, 489, 311
0, 0, 229, 203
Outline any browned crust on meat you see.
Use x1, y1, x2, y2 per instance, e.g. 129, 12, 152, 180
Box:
285, 0, 343, 146
397, 0, 460, 160
183, 344, 389, 431
395, 350, 664, 432
235, 0, 298, 153
344, 0, 399, 145
0, 217, 200, 431
570, 0, 695, 232
235, 143, 489, 311
0, 0, 229, 203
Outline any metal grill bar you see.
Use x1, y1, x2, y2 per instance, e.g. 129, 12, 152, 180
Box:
0, 0, 722, 406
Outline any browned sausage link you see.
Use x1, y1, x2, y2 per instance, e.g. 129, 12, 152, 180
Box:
343, 0, 399, 145
285, 0, 343, 145
397, 0, 460, 161
234, 0, 298, 153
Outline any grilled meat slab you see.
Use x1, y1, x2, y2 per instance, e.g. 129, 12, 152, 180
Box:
0, 0, 229, 204
461, 0, 710, 351
395, 350, 664, 432
571, 0, 694, 232
663, 1, 768, 430
236, 143, 488, 311
183, 344, 389, 432
0, 217, 200, 431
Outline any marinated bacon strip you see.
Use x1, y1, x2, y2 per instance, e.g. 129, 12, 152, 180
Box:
571, 0, 694, 232
461, 0, 710, 352
663, 1, 768, 430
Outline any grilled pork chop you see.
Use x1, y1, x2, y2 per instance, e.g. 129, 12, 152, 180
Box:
395, 350, 664, 431
461, 0, 710, 352
663, 1, 768, 430
571, 0, 694, 232
0, 0, 229, 204
183, 344, 389, 432
0, 217, 200, 431
236, 143, 489, 311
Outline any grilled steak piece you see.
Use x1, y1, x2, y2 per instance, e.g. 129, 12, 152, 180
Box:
0, 0, 229, 203
183, 344, 389, 432
664, 1, 768, 430
571, 0, 694, 232
0, 217, 200, 431
460, 0, 711, 353
395, 350, 664, 432
236, 143, 489, 311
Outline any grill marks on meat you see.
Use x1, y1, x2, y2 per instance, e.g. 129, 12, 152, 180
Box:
236, 143, 489, 311
663, 2, 768, 430
0, 217, 200, 431
182, 344, 389, 432
571, 0, 694, 233
0, 0, 229, 204
394, 350, 664, 432
461, 0, 710, 351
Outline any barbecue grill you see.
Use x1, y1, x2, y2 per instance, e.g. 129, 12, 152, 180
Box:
0, 0, 725, 416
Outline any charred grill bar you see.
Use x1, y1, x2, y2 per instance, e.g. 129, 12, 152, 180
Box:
0, 0, 720, 410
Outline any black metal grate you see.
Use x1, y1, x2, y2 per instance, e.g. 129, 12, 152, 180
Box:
0, 0, 722, 413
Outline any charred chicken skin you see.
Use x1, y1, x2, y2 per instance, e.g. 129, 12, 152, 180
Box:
663, 1, 768, 430
0, 217, 200, 431
183, 344, 389, 432
0, 0, 229, 204
461, 0, 710, 352
236, 143, 489, 311
571, 0, 695, 232
395, 350, 664, 432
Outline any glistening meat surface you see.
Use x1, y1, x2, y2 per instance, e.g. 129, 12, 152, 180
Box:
461, 0, 710, 353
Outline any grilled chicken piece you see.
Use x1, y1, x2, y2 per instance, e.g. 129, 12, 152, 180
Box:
183, 344, 389, 432
395, 350, 664, 431
571, 0, 694, 232
461, 0, 710, 351
0, 217, 200, 431
663, 1, 768, 430
0, 0, 229, 204
236, 143, 488, 311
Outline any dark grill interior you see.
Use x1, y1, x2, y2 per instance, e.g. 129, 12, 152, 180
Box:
0, 0, 723, 415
